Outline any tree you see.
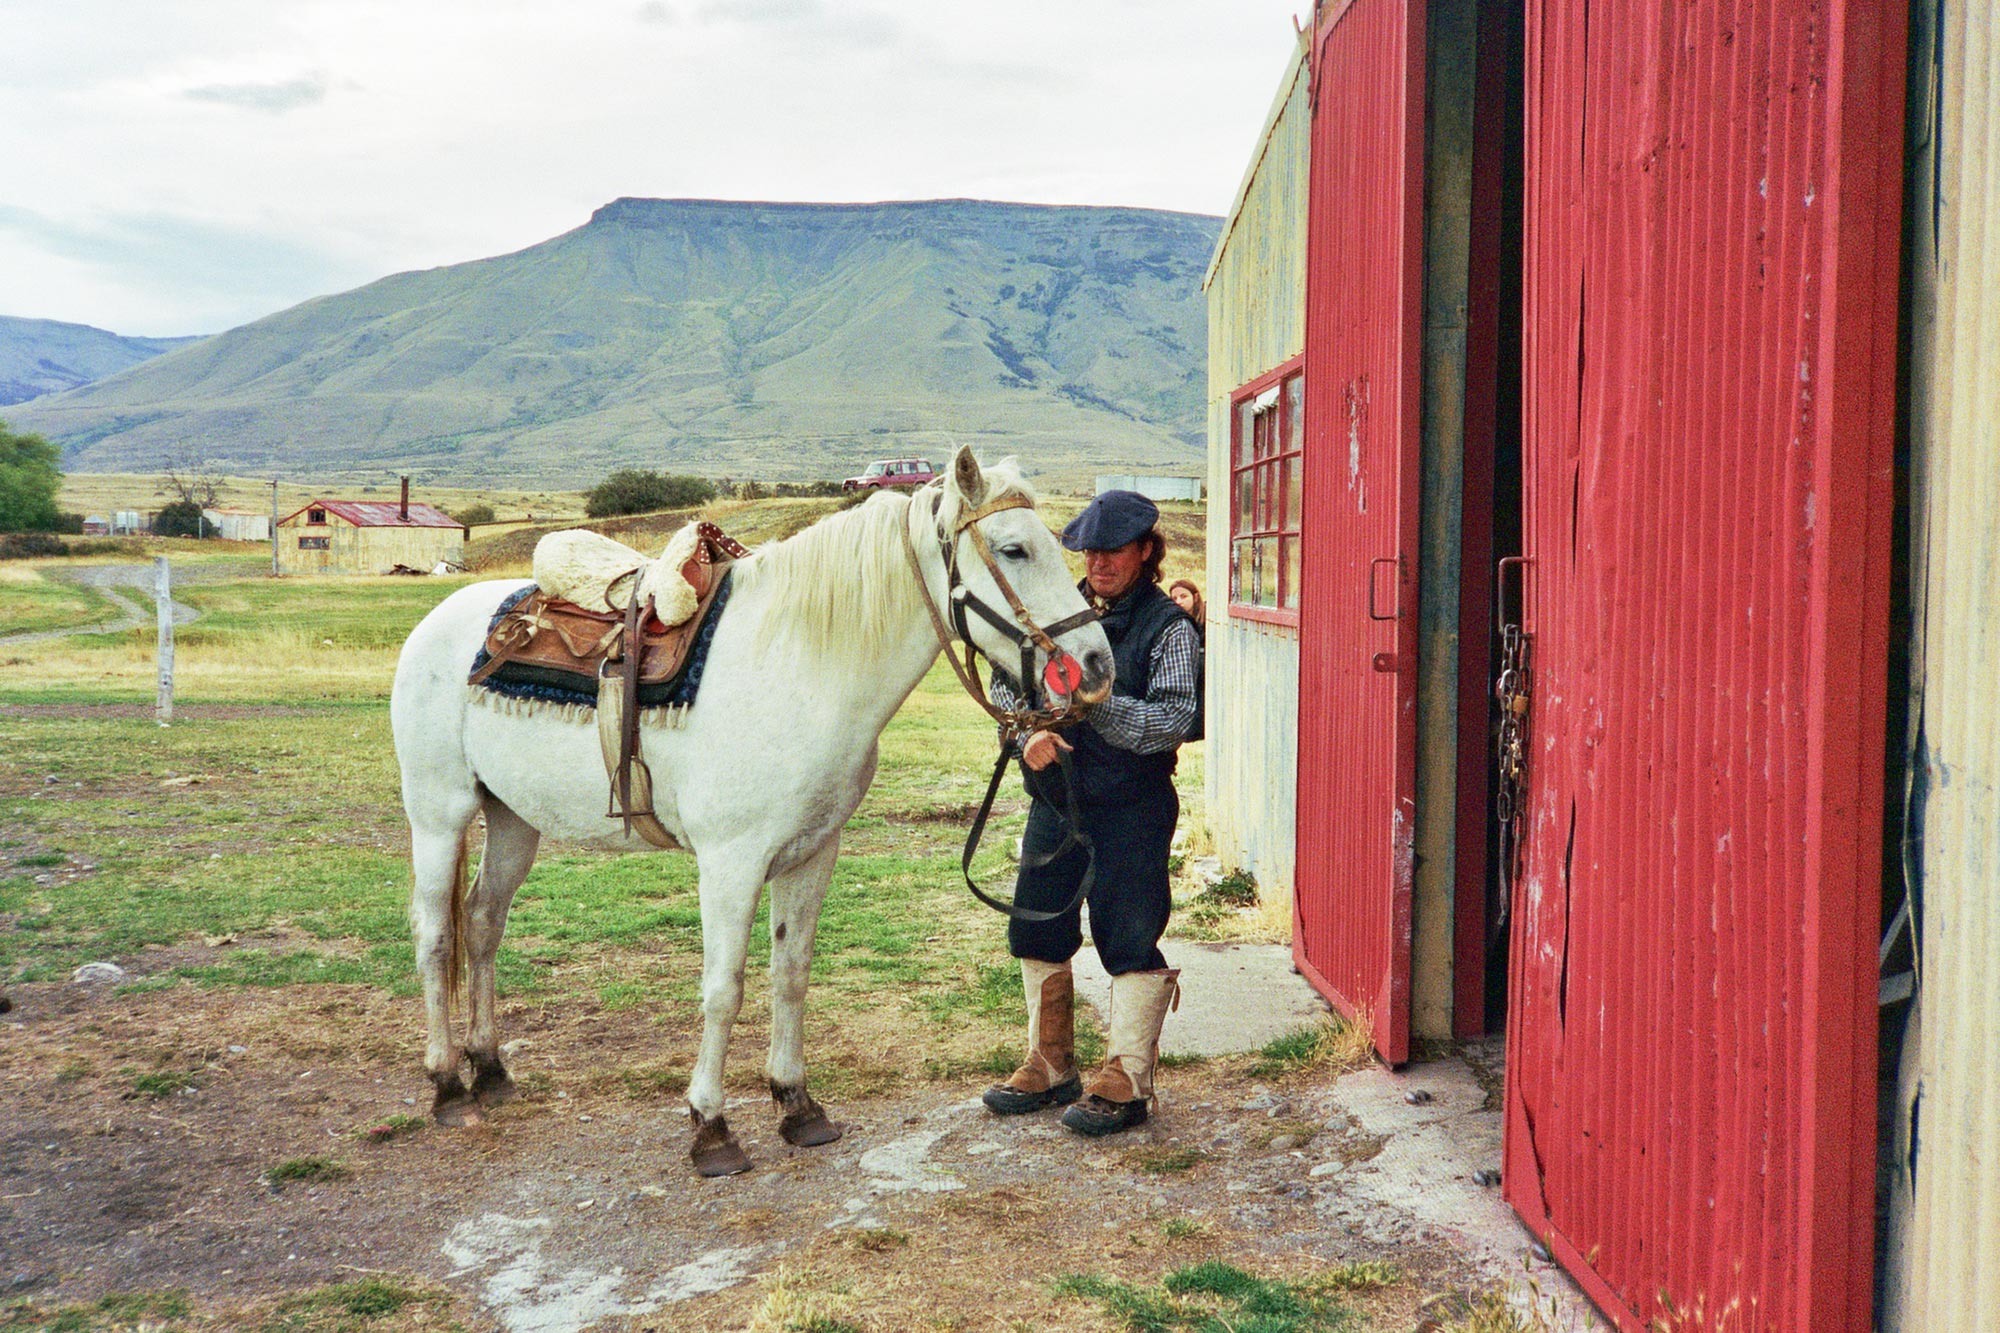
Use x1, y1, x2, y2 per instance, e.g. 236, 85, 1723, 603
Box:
584, 470, 717, 518
153, 500, 208, 538
0, 421, 62, 534
159, 450, 222, 510
453, 502, 496, 526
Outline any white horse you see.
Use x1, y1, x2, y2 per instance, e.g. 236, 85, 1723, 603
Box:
390, 448, 1112, 1175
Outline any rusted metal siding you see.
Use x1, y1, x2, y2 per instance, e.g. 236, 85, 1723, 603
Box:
1204, 33, 1310, 898
1295, 0, 1425, 1064
1885, 4, 2000, 1328
1504, 3, 1906, 1331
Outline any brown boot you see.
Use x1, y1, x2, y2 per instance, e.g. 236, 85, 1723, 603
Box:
1062, 968, 1180, 1136
983, 958, 1082, 1115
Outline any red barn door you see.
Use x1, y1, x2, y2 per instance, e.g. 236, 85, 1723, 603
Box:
1294, 0, 1426, 1064
1504, 2, 1905, 1329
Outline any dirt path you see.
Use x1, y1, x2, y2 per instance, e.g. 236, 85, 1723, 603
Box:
0, 563, 208, 645
0, 976, 1586, 1332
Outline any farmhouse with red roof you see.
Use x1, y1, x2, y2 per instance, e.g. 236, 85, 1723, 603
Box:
275, 479, 468, 575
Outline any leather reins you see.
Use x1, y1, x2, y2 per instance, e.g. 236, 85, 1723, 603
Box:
898, 488, 1103, 922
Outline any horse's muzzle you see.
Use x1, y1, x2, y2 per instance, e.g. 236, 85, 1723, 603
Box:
1071, 648, 1114, 706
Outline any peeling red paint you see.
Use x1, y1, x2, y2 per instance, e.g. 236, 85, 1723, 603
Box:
1501, 1, 1905, 1329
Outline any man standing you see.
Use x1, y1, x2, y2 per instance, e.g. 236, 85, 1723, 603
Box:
982, 490, 1201, 1136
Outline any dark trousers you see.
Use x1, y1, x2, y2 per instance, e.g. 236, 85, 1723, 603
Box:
1008, 781, 1178, 976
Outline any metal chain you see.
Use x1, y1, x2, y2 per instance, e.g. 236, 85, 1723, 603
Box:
1493, 623, 1534, 936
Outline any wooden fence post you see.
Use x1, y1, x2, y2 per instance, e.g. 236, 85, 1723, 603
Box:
155, 556, 173, 727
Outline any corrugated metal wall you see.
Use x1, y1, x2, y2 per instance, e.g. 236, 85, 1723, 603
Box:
1885, 3, 2000, 1328
1295, 0, 1426, 1064
1204, 35, 1310, 899
1504, 2, 1906, 1330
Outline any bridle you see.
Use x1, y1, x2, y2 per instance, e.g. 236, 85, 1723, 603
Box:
898, 485, 1103, 738
897, 485, 1104, 921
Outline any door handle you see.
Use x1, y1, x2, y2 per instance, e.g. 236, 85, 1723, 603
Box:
1496, 555, 1535, 638
1367, 556, 1400, 621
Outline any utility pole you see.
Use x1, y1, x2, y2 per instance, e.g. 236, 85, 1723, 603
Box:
270, 477, 280, 577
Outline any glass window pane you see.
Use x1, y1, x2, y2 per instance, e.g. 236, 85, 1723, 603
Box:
1236, 401, 1255, 465
1282, 536, 1301, 609
1234, 540, 1251, 604
1285, 374, 1305, 451
1285, 456, 1303, 535
1236, 469, 1253, 536
1253, 464, 1268, 533
1254, 537, 1278, 606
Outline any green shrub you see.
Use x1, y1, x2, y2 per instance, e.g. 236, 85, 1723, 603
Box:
453, 502, 496, 526
152, 500, 208, 538
0, 531, 66, 560
584, 470, 716, 517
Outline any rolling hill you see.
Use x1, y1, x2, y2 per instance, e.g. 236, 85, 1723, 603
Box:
0, 317, 202, 407
16, 199, 1221, 488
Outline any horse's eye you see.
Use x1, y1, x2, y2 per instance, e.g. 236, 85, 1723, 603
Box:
997, 544, 1028, 561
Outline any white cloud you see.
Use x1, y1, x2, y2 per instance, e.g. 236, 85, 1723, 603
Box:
183, 71, 329, 113
0, 0, 1310, 333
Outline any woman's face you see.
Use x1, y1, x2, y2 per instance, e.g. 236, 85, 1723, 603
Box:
1170, 585, 1198, 615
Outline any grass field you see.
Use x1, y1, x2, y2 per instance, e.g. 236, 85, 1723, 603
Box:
0, 496, 1257, 1020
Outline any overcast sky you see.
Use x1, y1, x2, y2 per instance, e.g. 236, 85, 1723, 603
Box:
0, 0, 1309, 338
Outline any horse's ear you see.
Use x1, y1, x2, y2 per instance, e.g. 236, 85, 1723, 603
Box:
950, 446, 988, 508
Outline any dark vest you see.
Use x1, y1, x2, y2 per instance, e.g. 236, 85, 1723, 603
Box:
1026, 579, 1191, 808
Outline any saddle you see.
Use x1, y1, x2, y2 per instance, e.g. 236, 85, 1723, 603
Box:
469, 521, 750, 848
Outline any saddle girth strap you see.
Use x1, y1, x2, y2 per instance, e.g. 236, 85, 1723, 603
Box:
597, 585, 682, 850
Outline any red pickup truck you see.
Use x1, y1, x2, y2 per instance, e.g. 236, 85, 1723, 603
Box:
842, 459, 936, 492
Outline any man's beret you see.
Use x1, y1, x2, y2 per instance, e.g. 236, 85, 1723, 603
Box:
1061, 490, 1160, 552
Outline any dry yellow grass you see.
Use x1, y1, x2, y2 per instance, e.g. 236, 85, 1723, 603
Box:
58, 472, 587, 526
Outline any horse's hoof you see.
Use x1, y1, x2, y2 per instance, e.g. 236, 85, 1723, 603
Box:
780, 1105, 842, 1148
434, 1096, 486, 1127
690, 1110, 752, 1177
470, 1056, 518, 1108
432, 1072, 485, 1126
771, 1082, 842, 1148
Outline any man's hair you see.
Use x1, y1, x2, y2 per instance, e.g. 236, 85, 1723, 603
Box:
1139, 530, 1166, 585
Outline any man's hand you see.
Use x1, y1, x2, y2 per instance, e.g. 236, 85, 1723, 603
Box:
1020, 729, 1074, 772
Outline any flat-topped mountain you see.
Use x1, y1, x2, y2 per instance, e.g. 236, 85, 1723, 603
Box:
0, 316, 202, 407
17, 198, 1220, 487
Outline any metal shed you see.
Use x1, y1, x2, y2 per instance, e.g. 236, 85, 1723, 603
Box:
1882, 3, 2000, 1328
1202, 28, 1311, 903
202, 508, 270, 543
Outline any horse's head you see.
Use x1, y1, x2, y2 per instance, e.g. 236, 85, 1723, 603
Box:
930, 445, 1114, 707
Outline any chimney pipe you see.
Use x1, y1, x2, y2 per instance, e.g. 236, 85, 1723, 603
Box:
399, 476, 409, 522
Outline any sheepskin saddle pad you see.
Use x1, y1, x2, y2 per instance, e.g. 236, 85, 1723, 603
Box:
467, 520, 749, 709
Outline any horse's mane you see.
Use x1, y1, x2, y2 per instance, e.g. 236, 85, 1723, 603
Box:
738, 462, 1038, 661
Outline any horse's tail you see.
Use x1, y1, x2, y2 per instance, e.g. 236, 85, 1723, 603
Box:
446, 824, 474, 1017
